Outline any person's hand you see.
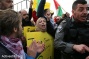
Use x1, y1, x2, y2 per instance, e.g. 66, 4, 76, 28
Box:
65, 12, 70, 17
30, 0, 33, 8
27, 40, 45, 58
27, 40, 37, 58
86, 56, 89, 59
73, 44, 89, 54
45, 10, 51, 21
46, 14, 51, 21
36, 41, 45, 53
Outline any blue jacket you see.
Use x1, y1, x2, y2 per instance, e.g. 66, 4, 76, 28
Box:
25, 53, 34, 59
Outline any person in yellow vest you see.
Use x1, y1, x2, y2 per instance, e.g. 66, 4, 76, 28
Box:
35, 17, 47, 32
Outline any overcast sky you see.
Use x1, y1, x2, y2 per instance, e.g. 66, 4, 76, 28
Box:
13, 0, 75, 16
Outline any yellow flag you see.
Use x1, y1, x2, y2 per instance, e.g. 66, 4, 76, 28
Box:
33, 1, 50, 9
44, 2, 50, 9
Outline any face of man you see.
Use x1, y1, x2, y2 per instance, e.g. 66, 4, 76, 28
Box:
0, 0, 13, 10
20, 10, 28, 20
36, 18, 46, 32
72, 4, 88, 22
56, 16, 60, 22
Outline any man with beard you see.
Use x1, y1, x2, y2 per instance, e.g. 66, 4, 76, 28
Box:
19, 0, 34, 27
54, 0, 89, 59
0, 9, 45, 59
0, 0, 13, 10
20, 9, 34, 27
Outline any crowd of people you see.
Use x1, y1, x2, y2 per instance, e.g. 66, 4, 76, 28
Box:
0, 0, 89, 59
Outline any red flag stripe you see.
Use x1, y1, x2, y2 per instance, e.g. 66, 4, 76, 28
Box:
53, 0, 60, 9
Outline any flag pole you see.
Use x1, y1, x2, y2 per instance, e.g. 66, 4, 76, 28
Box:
59, 5, 66, 13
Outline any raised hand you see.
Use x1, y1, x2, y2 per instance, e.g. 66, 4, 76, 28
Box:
30, 0, 33, 8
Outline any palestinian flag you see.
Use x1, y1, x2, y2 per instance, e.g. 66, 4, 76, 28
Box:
53, 0, 63, 17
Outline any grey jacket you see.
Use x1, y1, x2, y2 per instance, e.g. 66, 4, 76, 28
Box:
54, 17, 89, 59
54, 18, 74, 53
54, 17, 76, 59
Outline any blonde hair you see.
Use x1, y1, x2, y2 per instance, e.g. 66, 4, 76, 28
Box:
35, 17, 46, 32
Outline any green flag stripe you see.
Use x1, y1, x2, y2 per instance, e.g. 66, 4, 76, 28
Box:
36, 0, 41, 10
57, 6, 63, 17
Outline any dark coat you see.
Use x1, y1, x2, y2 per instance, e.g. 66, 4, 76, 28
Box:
0, 40, 14, 59
22, 8, 34, 27
37, 0, 55, 38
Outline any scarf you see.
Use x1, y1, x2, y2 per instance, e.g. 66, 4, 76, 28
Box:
1, 36, 25, 59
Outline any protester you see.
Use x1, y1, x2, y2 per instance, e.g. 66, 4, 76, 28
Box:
0, 9, 45, 59
35, 17, 47, 32
54, 0, 89, 59
54, 16, 61, 25
37, 0, 55, 38
19, 0, 34, 27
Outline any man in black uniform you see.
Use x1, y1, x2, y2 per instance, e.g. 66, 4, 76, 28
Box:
54, 0, 89, 59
